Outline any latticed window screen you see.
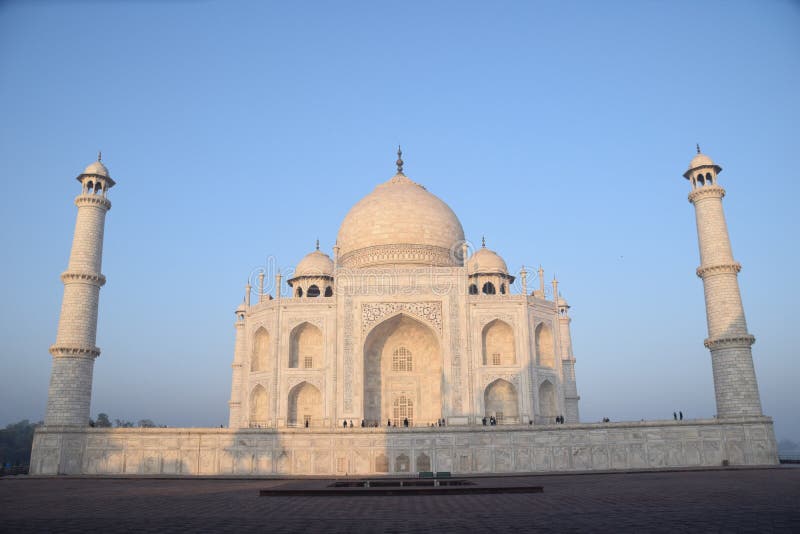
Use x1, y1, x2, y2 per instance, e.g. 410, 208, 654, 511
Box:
392, 347, 413, 372
303, 356, 313, 369
492, 352, 501, 365
496, 411, 504, 422
336, 457, 346, 472
392, 395, 414, 426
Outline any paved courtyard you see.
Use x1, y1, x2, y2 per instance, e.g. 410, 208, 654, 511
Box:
1, 468, 798, 533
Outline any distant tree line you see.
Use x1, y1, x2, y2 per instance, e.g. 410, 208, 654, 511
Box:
90, 413, 161, 429
0, 420, 40, 467
1, 415, 162, 468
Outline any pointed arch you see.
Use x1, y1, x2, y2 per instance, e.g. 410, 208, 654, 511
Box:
249, 384, 267, 424
538, 380, 557, 420
482, 282, 496, 295
416, 452, 431, 472
482, 319, 516, 366
289, 322, 322, 368
307, 284, 320, 298
362, 313, 441, 427
251, 327, 270, 372
484, 379, 519, 423
287, 381, 322, 427
535, 322, 555, 368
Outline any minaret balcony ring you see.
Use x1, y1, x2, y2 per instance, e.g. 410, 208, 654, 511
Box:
696, 262, 741, 278
704, 334, 756, 350
75, 195, 112, 210
61, 271, 107, 286
49, 343, 102, 358
688, 185, 726, 203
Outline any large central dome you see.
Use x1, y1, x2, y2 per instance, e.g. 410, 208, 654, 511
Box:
336, 171, 465, 268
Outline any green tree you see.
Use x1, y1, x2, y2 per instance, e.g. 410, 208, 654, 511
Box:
0, 420, 41, 466
95, 413, 112, 428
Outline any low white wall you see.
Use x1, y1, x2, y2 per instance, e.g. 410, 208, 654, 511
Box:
30, 417, 778, 476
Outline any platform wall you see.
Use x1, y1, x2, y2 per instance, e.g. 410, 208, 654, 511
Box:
30, 417, 778, 476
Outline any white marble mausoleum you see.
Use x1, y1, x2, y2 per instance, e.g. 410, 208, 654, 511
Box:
30, 148, 778, 476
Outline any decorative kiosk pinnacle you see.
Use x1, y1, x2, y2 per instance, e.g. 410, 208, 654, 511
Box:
685, 148, 762, 418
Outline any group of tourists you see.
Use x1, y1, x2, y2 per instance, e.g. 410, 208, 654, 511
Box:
673, 411, 683, 421
482, 416, 500, 425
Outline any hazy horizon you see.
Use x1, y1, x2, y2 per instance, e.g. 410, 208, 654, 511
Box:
1, 1, 797, 442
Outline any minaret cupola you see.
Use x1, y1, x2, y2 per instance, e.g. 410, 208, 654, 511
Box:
77, 152, 116, 196
684, 144, 722, 189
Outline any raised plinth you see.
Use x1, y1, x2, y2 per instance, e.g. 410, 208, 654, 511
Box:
30, 418, 777, 476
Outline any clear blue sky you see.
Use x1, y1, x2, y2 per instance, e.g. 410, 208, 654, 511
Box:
1, 1, 798, 441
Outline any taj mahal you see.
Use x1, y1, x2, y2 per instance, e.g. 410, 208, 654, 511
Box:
30, 147, 778, 476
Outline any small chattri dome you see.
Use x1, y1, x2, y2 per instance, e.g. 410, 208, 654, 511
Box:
467, 246, 509, 276
688, 153, 714, 170
684, 146, 722, 179
83, 160, 110, 178
294, 250, 334, 278
235, 301, 247, 313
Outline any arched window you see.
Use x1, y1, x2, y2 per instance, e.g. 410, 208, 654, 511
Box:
697, 174, 705, 186
469, 284, 478, 295
86, 181, 94, 193
289, 322, 322, 368
484, 379, 519, 422
535, 323, 555, 368
538, 380, 557, 420
706, 172, 713, 185
95, 182, 102, 193
500, 283, 506, 294
324, 286, 333, 297
287, 381, 322, 427
395, 453, 410, 472
392, 395, 413, 427
392, 346, 412, 372
251, 327, 269, 372
296, 287, 303, 298
249, 385, 267, 424
482, 282, 496, 295
307, 285, 320, 298
416, 452, 431, 472
482, 319, 516, 365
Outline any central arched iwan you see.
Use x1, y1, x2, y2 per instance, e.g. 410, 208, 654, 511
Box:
363, 314, 442, 427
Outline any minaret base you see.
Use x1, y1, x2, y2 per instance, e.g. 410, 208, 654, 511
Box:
44, 356, 96, 427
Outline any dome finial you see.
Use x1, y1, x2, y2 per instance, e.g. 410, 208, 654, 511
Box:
97, 150, 102, 162
315, 238, 320, 251
396, 145, 404, 175
696, 143, 701, 154
481, 235, 486, 248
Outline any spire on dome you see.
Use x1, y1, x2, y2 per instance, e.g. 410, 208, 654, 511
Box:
696, 143, 701, 154
315, 238, 320, 251
98, 150, 102, 162
481, 236, 486, 248
396, 146, 404, 175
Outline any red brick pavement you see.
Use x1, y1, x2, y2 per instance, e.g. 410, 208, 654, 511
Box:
1, 468, 798, 533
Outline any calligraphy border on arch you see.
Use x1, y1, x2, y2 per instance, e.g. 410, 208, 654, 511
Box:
361, 301, 443, 336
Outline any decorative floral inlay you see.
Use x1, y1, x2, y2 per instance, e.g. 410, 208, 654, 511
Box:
361, 301, 443, 336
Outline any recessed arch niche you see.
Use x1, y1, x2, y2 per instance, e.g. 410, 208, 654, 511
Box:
362, 314, 442, 427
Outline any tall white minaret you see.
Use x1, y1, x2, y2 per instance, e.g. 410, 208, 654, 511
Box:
44, 154, 115, 426
685, 146, 762, 418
